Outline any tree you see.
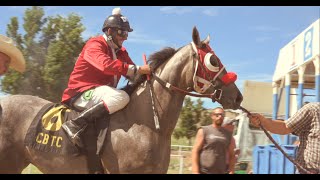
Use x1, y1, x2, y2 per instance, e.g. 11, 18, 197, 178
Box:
173, 97, 210, 145
173, 97, 196, 145
200, 109, 212, 126
194, 98, 212, 126
1, 6, 85, 102
42, 14, 85, 101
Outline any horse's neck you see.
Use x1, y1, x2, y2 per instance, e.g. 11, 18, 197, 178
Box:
121, 46, 193, 135
149, 50, 193, 134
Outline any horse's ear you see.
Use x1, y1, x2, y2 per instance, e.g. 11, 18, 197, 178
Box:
192, 26, 201, 47
203, 35, 210, 45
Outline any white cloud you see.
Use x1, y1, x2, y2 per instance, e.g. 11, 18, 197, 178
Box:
43, 6, 59, 12
8, 6, 28, 12
202, 8, 219, 17
251, 25, 280, 32
160, 6, 219, 17
9, 6, 61, 15
226, 58, 266, 72
80, 20, 167, 46
227, 61, 254, 72
127, 31, 167, 46
160, 6, 194, 15
128, 38, 167, 46
255, 36, 272, 43
282, 31, 299, 39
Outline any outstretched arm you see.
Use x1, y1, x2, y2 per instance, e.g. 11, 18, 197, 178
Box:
249, 113, 292, 135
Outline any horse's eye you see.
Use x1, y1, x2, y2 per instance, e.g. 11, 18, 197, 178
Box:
204, 53, 219, 72
209, 56, 219, 67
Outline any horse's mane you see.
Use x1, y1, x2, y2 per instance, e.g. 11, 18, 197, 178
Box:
121, 47, 176, 95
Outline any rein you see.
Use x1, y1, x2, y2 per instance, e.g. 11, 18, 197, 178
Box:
239, 106, 314, 174
152, 73, 221, 99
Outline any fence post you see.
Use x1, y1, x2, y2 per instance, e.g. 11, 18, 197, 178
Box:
179, 155, 184, 174
170, 145, 192, 174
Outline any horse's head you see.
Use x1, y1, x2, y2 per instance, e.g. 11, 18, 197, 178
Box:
123, 26, 242, 110
189, 26, 243, 109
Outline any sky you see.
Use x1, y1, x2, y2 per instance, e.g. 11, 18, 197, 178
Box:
0, 6, 319, 109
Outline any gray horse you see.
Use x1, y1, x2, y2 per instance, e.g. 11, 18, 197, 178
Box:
0, 27, 243, 174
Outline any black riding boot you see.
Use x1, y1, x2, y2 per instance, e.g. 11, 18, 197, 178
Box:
62, 101, 108, 148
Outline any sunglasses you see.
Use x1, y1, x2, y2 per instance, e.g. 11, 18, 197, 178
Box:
213, 113, 225, 117
116, 29, 128, 38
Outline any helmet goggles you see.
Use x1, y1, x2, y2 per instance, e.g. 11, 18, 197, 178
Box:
115, 28, 128, 38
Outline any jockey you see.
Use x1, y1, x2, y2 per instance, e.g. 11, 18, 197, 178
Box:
0, 35, 26, 75
61, 7, 151, 148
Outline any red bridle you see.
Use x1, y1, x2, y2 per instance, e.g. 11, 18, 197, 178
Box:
151, 42, 236, 102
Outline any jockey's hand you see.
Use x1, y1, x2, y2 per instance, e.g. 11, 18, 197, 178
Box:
138, 64, 151, 75
248, 113, 264, 127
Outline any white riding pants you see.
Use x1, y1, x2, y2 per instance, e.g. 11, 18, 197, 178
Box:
72, 85, 130, 114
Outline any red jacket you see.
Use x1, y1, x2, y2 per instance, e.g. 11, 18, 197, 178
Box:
61, 35, 134, 103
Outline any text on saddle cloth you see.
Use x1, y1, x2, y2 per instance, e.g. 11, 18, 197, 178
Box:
24, 103, 82, 156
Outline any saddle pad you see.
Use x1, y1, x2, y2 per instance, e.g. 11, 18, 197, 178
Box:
24, 103, 81, 156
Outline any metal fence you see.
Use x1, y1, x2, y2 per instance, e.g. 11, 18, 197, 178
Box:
169, 145, 193, 174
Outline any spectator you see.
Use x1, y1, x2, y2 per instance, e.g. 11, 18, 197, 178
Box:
192, 107, 235, 174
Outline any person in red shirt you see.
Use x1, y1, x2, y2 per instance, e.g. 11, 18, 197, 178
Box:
61, 7, 151, 148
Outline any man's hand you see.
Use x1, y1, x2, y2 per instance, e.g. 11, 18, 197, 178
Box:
248, 113, 264, 127
138, 64, 151, 75
249, 113, 292, 135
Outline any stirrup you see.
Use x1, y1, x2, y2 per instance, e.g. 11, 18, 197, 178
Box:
62, 123, 87, 148
71, 124, 87, 148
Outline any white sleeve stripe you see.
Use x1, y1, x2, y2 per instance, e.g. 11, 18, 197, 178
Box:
126, 64, 136, 78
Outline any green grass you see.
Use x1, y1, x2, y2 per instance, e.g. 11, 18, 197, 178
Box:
235, 170, 247, 174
